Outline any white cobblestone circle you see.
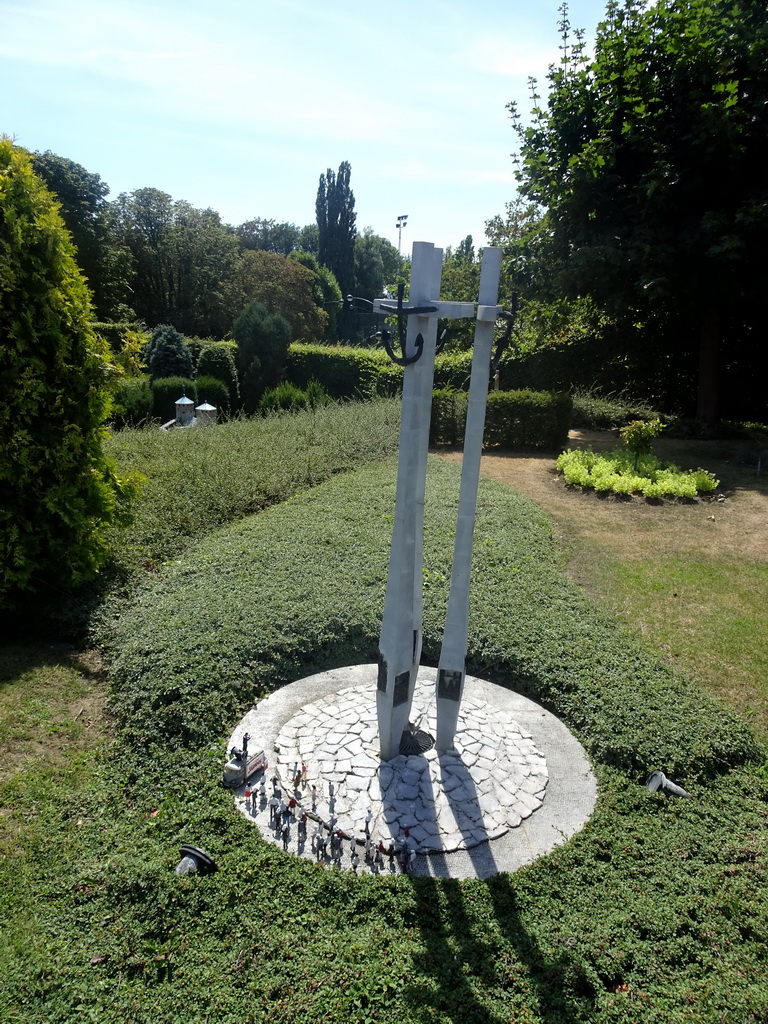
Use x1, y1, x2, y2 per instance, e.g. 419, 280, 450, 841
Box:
271, 676, 547, 853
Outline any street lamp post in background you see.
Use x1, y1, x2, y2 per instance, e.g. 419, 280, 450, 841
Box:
396, 214, 408, 255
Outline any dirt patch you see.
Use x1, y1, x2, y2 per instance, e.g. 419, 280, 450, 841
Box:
435, 431, 768, 568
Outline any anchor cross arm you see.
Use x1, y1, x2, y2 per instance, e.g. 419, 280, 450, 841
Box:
477, 304, 503, 322
372, 299, 477, 320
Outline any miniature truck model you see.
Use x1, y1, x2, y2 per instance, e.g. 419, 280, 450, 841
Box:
222, 732, 267, 788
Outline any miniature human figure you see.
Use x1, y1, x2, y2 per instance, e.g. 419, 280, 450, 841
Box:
280, 797, 288, 822
328, 781, 335, 799
319, 835, 327, 860
328, 814, 337, 833
364, 809, 373, 837
374, 844, 384, 871
301, 763, 308, 786
268, 793, 279, 825
275, 806, 283, 831
311, 784, 317, 810
387, 843, 395, 870
408, 849, 417, 873
349, 835, 358, 856
365, 836, 373, 863
350, 850, 359, 874
271, 774, 279, 794
403, 825, 411, 842
281, 821, 289, 850
288, 795, 297, 821
259, 777, 267, 802
293, 769, 302, 791
244, 785, 251, 812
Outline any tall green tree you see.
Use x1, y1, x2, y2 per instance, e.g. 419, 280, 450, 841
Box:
110, 189, 240, 337
315, 161, 357, 301
353, 227, 400, 302
289, 250, 342, 342
0, 139, 136, 607
232, 301, 292, 413
511, 0, 768, 423
227, 250, 328, 342
31, 151, 132, 320
237, 217, 302, 255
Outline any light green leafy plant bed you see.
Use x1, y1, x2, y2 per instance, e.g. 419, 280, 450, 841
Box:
557, 448, 719, 498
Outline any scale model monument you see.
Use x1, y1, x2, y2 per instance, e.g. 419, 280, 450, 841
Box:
374, 241, 503, 760
224, 238, 597, 875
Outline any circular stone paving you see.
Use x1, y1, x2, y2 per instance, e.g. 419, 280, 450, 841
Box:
273, 678, 547, 853
226, 665, 596, 878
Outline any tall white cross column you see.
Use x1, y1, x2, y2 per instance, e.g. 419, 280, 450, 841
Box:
375, 241, 475, 761
435, 246, 503, 752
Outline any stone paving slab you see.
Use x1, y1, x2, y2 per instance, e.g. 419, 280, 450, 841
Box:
227, 665, 597, 880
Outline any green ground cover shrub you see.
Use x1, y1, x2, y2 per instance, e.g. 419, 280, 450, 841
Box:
558, 448, 719, 498
103, 458, 756, 778
103, 398, 402, 577
3, 450, 767, 1023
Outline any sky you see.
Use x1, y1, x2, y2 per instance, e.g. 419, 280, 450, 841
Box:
1, 0, 609, 254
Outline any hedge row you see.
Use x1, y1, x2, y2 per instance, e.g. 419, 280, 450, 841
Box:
286, 344, 551, 399
112, 375, 231, 427
430, 388, 572, 448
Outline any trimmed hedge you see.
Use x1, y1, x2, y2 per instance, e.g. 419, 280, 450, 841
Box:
430, 388, 468, 445
151, 376, 196, 422
430, 388, 572, 448
194, 374, 229, 413
287, 344, 391, 398
485, 389, 572, 448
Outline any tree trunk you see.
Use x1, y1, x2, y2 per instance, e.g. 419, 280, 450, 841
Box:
696, 305, 720, 427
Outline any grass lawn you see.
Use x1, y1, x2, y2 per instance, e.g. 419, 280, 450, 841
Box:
1, 406, 767, 1024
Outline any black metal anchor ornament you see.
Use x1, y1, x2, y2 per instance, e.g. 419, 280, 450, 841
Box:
376, 283, 438, 366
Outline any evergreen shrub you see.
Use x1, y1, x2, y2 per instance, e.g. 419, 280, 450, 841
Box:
0, 139, 138, 605
258, 381, 309, 414
146, 325, 193, 379
196, 344, 239, 407
233, 301, 292, 413
112, 377, 153, 427
288, 343, 477, 399
185, 336, 216, 371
